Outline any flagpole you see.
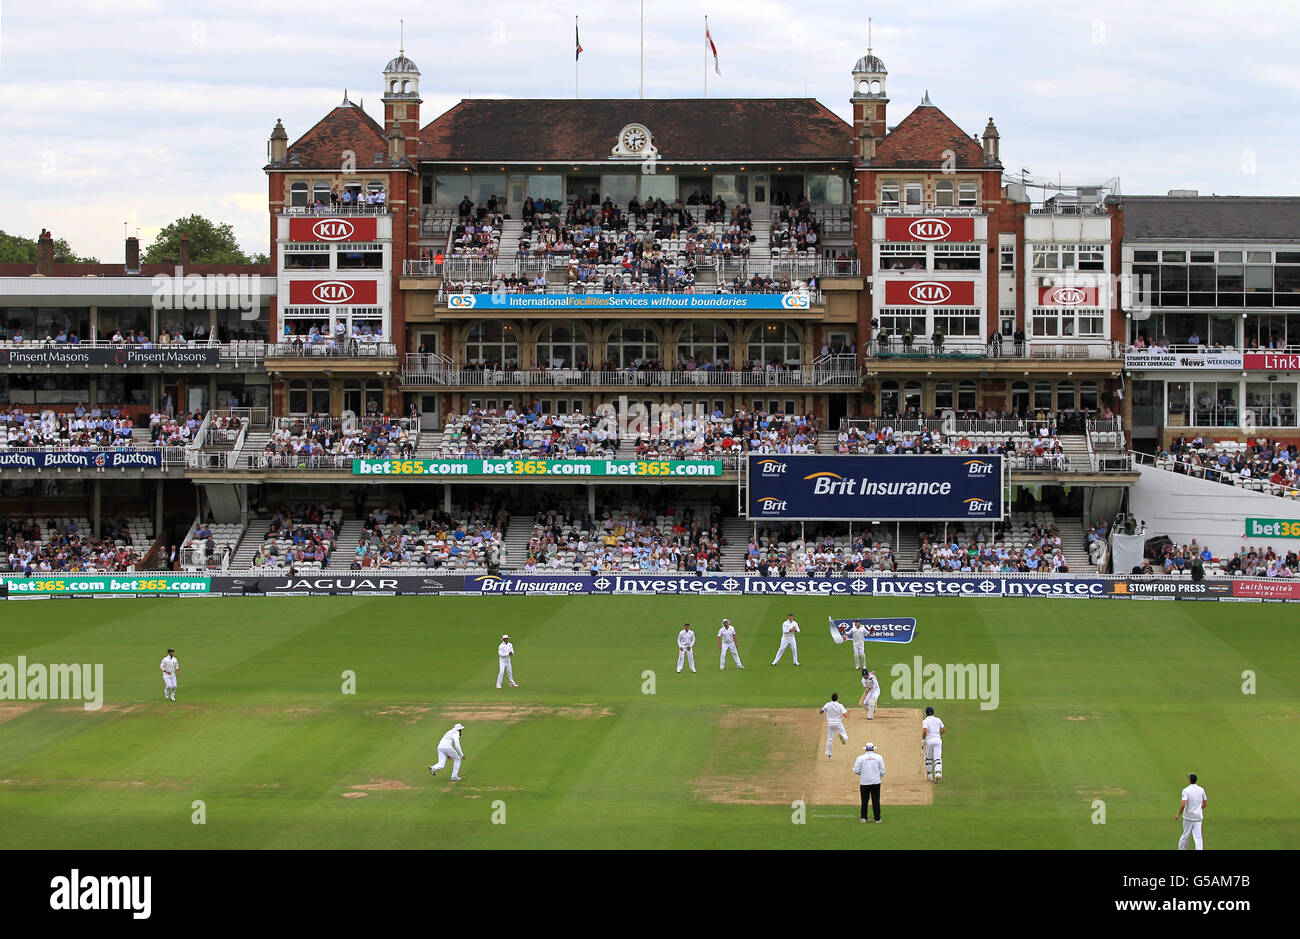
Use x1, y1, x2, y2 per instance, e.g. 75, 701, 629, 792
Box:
575, 15, 579, 99
704, 16, 708, 99
639, 0, 644, 99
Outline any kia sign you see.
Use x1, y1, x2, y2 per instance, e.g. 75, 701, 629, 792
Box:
288, 217, 378, 242
287, 280, 379, 305
1036, 286, 1100, 306
883, 280, 977, 306
883, 217, 975, 243
1243, 352, 1300, 371
746, 454, 1004, 521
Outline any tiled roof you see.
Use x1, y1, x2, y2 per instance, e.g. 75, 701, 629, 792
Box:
873, 104, 993, 169
272, 103, 397, 170
0, 263, 272, 276
1118, 196, 1300, 242
418, 98, 854, 163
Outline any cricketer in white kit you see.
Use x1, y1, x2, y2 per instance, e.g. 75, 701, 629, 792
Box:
496, 634, 518, 688
429, 722, 465, 780
717, 618, 743, 670
921, 706, 945, 781
860, 668, 880, 719
1177, 773, 1208, 850
848, 621, 869, 670
159, 649, 179, 702
820, 693, 849, 758
677, 623, 697, 673
771, 613, 800, 666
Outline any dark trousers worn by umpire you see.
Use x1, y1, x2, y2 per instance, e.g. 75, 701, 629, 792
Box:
860, 783, 881, 822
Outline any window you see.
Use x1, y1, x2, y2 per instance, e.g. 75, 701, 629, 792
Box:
288, 380, 308, 414
283, 244, 330, 270
904, 182, 923, 207
434, 175, 471, 207
957, 380, 977, 411
958, 181, 977, 206
747, 322, 801, 366
639, 174, 676, 202
527, 175, 564, 202
536, 321, 589, 369
933, 309, 982, 338
935, 180, 955, 207
1031, 308, 1104, 338
471, 175, 505, 206
1080, 381, 1100, 411
606, 321, 660, 368
465, 320, 518, 367
878, 310, 926, 338
600, 175, 639, 205
312, 182, 332, 206
880, 181, 900, 207
711, 174, 749, 205
290, 182, 309, 207
807, 175, 846, 204
1077, 245, 1105, 271
879, 243, 926, 271
934, 380, 954, 411
1033, 380, 1053, 411
676, 321, 730, 366
1000, 244, 1015, 273
336, 245, 384, 270
1057, 380, 1075, 412
932, 244, 981, 272
310, 380, 330, 414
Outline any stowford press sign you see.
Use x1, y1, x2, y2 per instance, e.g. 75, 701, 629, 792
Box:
1245, 517, 1300, 538
353, 458, 725, 477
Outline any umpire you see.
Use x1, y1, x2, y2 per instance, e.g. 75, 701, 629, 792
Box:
852, 742, 886, 823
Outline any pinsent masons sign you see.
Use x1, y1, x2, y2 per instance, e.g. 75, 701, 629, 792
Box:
287, 280, 379, 305
0, 348, 219, 366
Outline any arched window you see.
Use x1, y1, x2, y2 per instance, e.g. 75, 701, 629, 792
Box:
903, 380, 922, 415
364, 380, 384, 416
1057, 380, 1076, 412
880, 380, 900, 416
935, 180, 955, 207
536, 321, 589, 369
290, 182, 308, 208
342, 379, 361, 416
311, 380, 330, 415
1080, 381, 1100, 411
933, 380, 954, 411
676, 321, 730, 367
958, 379, 977, 411
1011, 380, 1029, 416
312, 182, 331, 205
288, 379, 308, 414
465, 321, 518, 368
746, 322, 800, 367
1033, 380, 1053, 412
605, 321, 660, 368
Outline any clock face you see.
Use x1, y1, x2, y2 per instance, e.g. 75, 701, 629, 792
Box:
622, 127, 648, 152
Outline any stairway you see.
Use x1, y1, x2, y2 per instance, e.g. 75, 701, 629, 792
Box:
1052, 517, 1097, 571
501, 517, 536, 571
720, 517, 752, 571
749, 220, 772, 275
415, 430, 443, 458
231, 517, 271, 568
239, 431, 270, 468
497, 219, 524, 262
817, 430, 839, 451
1058, 434, 1092, 472
893, 524, 920, 571
325, 519, 368, 570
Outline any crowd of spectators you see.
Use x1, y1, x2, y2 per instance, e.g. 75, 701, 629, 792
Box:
916, 522, 1072, 574
450, 196, 503, 258
437, 405, 616, 459
0, 321, 220, 346
769, 199, 821, 254
745, 524, 896, 575
249, 504, 341, 569
278, 321, 387, 350
353, 503, 507, 570
1135, 539, 1298, 578
3, 516, 142, 573
261, 416, 414, 466
1159, 436, 1299, 493
522, 498, 723, 574
631, 409, 818, 459
0, 408, 138, 448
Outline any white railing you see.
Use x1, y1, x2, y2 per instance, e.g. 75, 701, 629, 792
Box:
399, 364, 861, 388
867, 339, 1120, 360
1132, 450, 1298, 499
402, 256, 861, 280
267, 341, 397, 357
280, 205, 391, 216
876, 206, 984, 217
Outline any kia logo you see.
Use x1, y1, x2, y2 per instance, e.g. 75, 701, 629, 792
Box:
312, 219, 355, 241
908, 282, 952, 304
1050, 287, 1088, 306
312, 281, 355, 303
908, 218, 952, 241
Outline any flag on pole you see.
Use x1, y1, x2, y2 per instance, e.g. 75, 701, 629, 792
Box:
576, 20, 583, 60
707, 22, 721, 75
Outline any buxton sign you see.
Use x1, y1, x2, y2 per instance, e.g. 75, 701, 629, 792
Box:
0, 450, 164, 470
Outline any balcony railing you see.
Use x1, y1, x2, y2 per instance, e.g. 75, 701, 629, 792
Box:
876, 206, 984, 216
266, 341, 398, 358
400, 362, 862, 388
1027, 204, 1109, 216
866, 340, 1121, 360
402, 257, 861, 279
280, 205, 392, 216
0, 339, 267, 366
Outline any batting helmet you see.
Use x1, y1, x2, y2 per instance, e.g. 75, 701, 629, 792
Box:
925, 706, 934, 716
861, 668, 869, 677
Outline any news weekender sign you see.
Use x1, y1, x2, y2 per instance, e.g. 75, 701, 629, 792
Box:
443, 293, 812, 311
0, 347, 220, 367
1123, 351, 1244, 370
829, 616, 917, 643
0, 450, 163, 470
354, 458, 725, 478
747, 454, 1003, 521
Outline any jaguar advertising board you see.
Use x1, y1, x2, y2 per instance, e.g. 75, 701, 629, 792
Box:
747, 454, 1004, 521
210, 575, 462, 596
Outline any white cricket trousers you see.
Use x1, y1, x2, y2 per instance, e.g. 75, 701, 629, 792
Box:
432, 747, 462, 777
864, 691, 879, 719
1178, 818, 1203, 850
772, 635, 799, 665
925, 739, 943, 779
163, 674, 176, 698
496, 657, 514, 687
853, 642, 866, 669
677, 647, 695, 672
825, 722, 847, 756
720, 644, 742, 669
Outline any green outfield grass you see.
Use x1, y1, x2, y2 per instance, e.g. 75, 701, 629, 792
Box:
0, 595, 1296, 849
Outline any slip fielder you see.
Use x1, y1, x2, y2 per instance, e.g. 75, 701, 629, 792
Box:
429, 722, 465, 781
848, 620, 869, 669
771, 613, 801, 666
159, 648, 179, 702
859, 668, 880, 719
717, 618, 743, 670
676, 622, 697, 673
921, 706, 945, 782
820, 692, 849, 758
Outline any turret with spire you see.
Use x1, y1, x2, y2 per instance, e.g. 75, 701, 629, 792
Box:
382, 21, 422, 150
850, 20, 889, 153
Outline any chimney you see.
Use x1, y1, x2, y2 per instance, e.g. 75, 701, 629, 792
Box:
982, 117, 1001, 164
179, 232, 191, 267
388, 122, 407, 163
859, 123, 876, 163
126, 236, 141, 274
268, 118, 289, 163
36, 230, 55, 276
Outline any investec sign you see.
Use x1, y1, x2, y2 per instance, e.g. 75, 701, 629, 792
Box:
287, 280, 379, 305
882, 280, 977, 306
883, 217, 976, 242
287, 217, 378, 242
748, 454, 1002, 521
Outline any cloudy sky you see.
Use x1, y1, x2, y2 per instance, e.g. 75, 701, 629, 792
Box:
2, 0, 1296, 262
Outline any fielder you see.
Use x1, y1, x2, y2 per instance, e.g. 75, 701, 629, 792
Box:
676, 622, 697, 673
771, 613, 801, 666
820, 692, 849, 758
921, 705, 945, 782
159, 648, 179, 702
496, 633, 518, 688
1177, 773, 1208, 850
848, 620, 869, 669
429, 722, 465, 781
717, 618, 743, 670
859, 668, 880, 719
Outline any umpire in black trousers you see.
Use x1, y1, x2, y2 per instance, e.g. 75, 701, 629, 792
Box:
852, 742, 886, 823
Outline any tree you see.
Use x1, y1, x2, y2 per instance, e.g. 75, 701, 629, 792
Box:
141, 214, 263, 265
0, 230, 99, 264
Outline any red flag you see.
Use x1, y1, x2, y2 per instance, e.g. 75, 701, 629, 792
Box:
576, 22, 583, 60
707, 25, 720, 76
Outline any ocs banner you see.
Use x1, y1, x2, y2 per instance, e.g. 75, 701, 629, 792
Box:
747, 454, 1003, 521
